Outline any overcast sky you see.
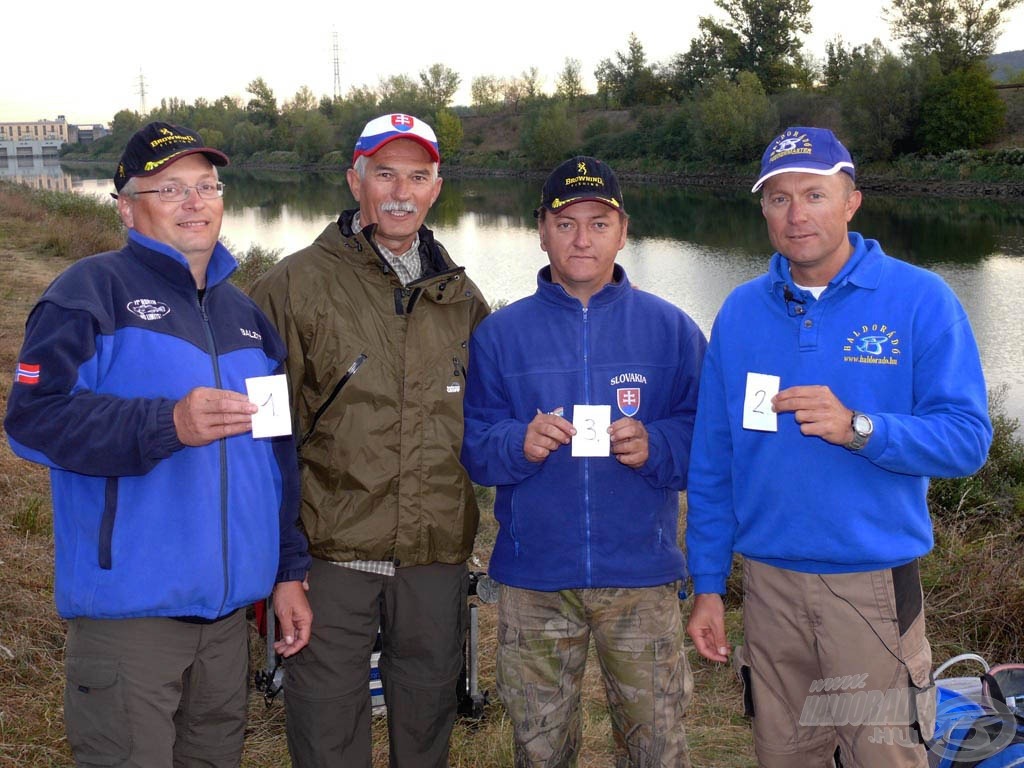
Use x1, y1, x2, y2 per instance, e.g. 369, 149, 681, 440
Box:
4, 0, 1022, 125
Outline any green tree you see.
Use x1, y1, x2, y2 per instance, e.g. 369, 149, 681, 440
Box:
471, 75, 503, 113
887, 0, 1023, 73
229, 120, 266, 157
377, 74, 425, 114
109, 109, 143, 142
917, 63, 1006, 152
673, 0, 813, 94
520, 103, 575, 168
292, 111, 333, 163
836, 43, 923, 161
692, 72, 777, 162
419, 63, 461, 109
284, 85, 318, 113
593, 33, 665, 106
520, 67, 543, 101
555, 58, 585, 103
434, 109, 463, 160
246, 77, 278, 127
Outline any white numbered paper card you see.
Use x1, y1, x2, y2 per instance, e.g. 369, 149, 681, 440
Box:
572, 404, 611, 457
742, 372, 780, 432
245, 374, 292, 438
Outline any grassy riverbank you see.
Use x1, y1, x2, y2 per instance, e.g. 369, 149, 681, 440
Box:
1, 182, 1022, 766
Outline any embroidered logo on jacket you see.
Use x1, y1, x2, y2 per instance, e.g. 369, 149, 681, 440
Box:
126, 299, 171, 321
617, 388, 641, 417
240, 328, 262, 341
843, 323, 901, 366
15, 362, 40, 385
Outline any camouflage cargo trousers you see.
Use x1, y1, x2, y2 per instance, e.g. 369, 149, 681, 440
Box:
496, 582, 693, 768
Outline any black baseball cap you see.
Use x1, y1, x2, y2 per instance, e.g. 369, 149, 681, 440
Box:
113, 122, 229, 192
535, 156, 625, 217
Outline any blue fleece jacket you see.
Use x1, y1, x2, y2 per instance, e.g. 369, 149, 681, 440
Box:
5, 230, 309, 620
461, 266, 707, 591
686, 233, 992, 595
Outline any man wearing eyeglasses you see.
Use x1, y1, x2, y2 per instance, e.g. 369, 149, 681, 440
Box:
4, 121, 311, 768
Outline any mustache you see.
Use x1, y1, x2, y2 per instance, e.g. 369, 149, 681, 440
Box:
381, 201, 418, 215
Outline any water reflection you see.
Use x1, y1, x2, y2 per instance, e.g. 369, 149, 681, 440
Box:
37, 164, 1024, 422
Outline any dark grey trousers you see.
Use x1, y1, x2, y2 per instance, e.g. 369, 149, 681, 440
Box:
64, 610, 248, 768
283, 558, 468, 768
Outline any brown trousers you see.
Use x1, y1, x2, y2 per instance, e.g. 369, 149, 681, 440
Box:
738, 559, 934, 768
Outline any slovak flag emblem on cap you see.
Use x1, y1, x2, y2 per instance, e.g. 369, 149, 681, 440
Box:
353, 113, 440, 163
617, 388, 640, 417
391, 114, 415, 131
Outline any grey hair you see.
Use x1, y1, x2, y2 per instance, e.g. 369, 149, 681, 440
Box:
119, 177, 140, 197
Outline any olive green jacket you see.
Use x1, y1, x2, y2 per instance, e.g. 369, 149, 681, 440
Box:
249, 211, 490, 566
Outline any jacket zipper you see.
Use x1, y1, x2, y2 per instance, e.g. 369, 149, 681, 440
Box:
582, 306, 593, 585
199, 293, 230, 616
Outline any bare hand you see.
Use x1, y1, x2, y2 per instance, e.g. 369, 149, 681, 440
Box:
272, 579, 312, 657
609, 417, 648, 467
523, 411, 575, 463
686, 593, 731, 663
772, 385, 853, 446
173, 387, 258, 446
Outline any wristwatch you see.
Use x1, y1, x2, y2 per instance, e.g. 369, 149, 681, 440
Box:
845, 411, 874, 451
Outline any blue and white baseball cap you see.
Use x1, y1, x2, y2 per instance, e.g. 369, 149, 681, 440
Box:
752, 127, 855, 193
352, 113, 440, 164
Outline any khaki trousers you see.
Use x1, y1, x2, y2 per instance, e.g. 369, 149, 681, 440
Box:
739, 559, 934, 768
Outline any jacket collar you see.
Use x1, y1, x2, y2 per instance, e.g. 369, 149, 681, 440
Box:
768, 232, 885, 296
126, 229, 238, 289
535, 263, 631, 308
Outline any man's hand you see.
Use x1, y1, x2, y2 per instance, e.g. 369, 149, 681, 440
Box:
272, 579, 312, 657
772, 385, 853, 446
523, 412, 575, 463
173, 387, 258, 446
610, 417, 648, 468
687, 593, 731, 662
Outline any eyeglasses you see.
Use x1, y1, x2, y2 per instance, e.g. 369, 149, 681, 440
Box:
132, 181, 225, 202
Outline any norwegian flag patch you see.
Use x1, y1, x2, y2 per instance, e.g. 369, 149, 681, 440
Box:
15, 362, 40, 385
617, 387, 640, 417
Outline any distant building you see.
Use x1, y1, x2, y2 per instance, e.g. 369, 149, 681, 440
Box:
0, 116, 109, 167
0, 115, 71, 142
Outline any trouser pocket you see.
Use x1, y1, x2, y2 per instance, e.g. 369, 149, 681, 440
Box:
64, 655, 131, 766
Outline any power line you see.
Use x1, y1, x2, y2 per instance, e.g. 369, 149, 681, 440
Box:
137, 70, 147, 114
332, 29, 341, 100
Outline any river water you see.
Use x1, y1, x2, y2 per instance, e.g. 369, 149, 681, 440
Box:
12, 162, 1024, 425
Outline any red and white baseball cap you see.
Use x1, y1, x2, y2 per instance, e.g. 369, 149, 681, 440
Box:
352, 113, 440, 164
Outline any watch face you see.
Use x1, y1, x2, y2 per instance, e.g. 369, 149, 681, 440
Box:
853, 414, 873, 435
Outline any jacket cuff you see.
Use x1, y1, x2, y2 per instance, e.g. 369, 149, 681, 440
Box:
691, 573, 728, 595
155, 400, 185, 455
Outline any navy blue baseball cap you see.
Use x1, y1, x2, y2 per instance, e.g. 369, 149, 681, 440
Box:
752, 127, 855, 193
114, 122, 228, 192
535, 156, 625, 217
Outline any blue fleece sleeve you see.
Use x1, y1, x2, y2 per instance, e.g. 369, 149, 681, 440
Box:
636, 321, 707, 490
460, 329, 543, 487
5, 302, 183, 476
857, 294, 992, 477
684, 323, 738, 595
